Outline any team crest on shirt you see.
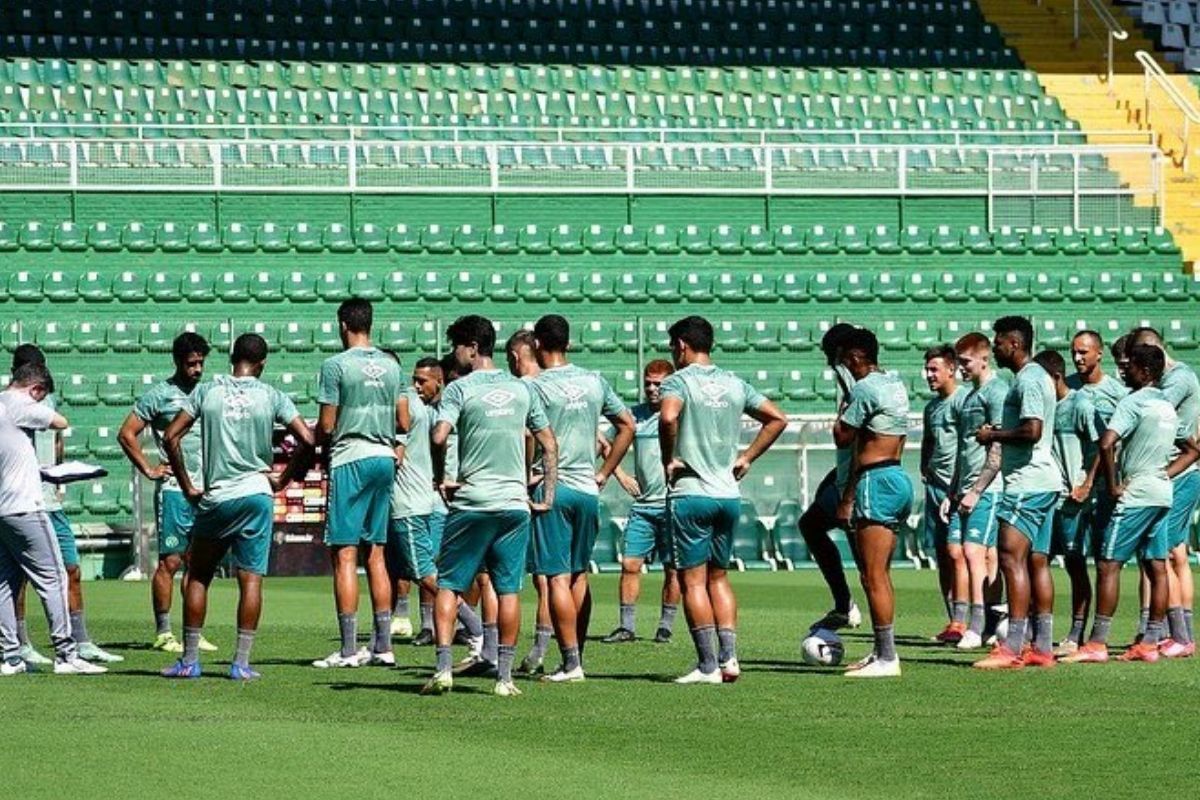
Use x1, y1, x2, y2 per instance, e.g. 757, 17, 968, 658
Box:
700, 379, 730, 409
361, 361, 387, 388
560, 380, 589, 411
482, 388, 517, 417
223, 391, 254, 421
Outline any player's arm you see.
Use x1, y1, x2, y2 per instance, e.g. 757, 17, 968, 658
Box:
735, 399, 787, 479
1097, 428, 1122, 499
658, 394, 683, 485
530, 426, 558, 512
596, 409, 635, 488
316, 403, 338, 447
162, 410, 201, 502
118, 411, 171, 480
394, 394, 411, 464
271, 416, 317, 493
1167, 435, 1200, 479
967, 443, 1001, 496
978, 416, 1042, 445
836, 428, 863, 527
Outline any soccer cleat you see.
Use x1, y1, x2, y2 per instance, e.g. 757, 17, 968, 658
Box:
229, 663, 262, 681
955, 630, 984, 650
1, 658, 28, 676
452, 628, 473, 646
369, 650, 396, 667
78, 642, 125, 663
391, 617, 414, 638
17, 643, 52, 665
198, 636, 218, 653
311, 649, 368, 669
653, 627, 673, 644
160, 659, 201, 678
973, 644, 1024, 670
465, 635, 483, 659
808, 601, 862, 633
1021, 648, 1057, 669
454, 655, 498, 677
719, 658, 741, 683
1159, 639, 1195, 658
153, 632, 184, 653
420, 670, 453, 695
674, 666, 723, 684
844, 654, 901, 678
411, 628, 435, 647
602, 627, 637, 644
541, 665, 586, 683
933, 622, 965, 644
843, 651, 876, 673
1060, 642, 1109, 663
1118, 642, 1160, 663
515, 654, 544, 677
55, 656, 108, 675
493, 680, 523, 697
1053, 639, 1080, 658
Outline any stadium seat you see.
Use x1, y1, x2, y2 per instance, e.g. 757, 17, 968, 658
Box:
771, 500, 810, 570
731, 502, 776, 571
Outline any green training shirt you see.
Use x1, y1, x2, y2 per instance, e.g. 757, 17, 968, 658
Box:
392, 388, 436, 519
954, 374, 1009, 495
1051, 389, 1100, 495
621, 403, 666, 506
923, 385, 968, 491
530, 363, 627, 496
317, 346, 403, 469
842, 370, 910, 439
1067, 372, 1128, 426
1107, 386, 1178, 508
1159, 361, 1200, 476
1000, 361, 1060, 494
133, 376, 203, 493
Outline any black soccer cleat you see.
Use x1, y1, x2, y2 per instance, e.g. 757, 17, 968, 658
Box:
653, 627, 673, 644
602, 627, 637, 644
411, 628, 435, 647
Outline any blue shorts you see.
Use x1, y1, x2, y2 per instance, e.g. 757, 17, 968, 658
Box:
950, 491, 1001, 548
429, 509, 446, 555
531, 484, 599, 577
998, 491, 1060, 555
1167, 470, 1200, 549
1100, 503, 1170, 563
48, 510, 78, 569
194, 494, 274, 575
1054, 498, 1093, 556
668, 495, 740, 570
854, 463, 913, 531
156, 489, 194, 557
924, 484, 955, 547
325, 457, 395, 547
387, 514, 436, 581
437, 508, 531, 595
623, 504, 672, 565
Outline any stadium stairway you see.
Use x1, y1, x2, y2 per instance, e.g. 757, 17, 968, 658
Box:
979, 0, 1200, 267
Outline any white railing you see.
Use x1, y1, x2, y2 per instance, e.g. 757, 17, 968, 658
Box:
1075, 0, 1129, 84
1136, 50, 1200, 173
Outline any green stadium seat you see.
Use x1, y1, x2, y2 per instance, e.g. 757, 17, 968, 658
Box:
1030, 272, 1062, 302
34, 321, 70, 353
772, 500, 810, 569
421, 224, 454, 254
583, 224, 617, 254
206, 321, 233, 354
901, 224, 934, 254
82, 480, 121, 515
70, 322, 106, 353
1124, 272, 1156, 303
904, 271, 937, 302
214, 271, 250, 303
388, 224, 421, 253
140, 322, 175, 353
879, 320, 908, 351
59, 373, 97, 408
190, 222, 222, 252
180, 271, 215, 303
87, 222, 122, 252
97, 374, 133, 407
582, 272, 617, 303
714, 321, 749, 353
999, 271, 1031, 302
809, 271, 839, 303
1092, 271, 1123, 303
316, 272, 351, 303
1061, 272, 1091, 303
355, 223, 388, 253
289, 222, 323, 253
581, 321, 618, 353
782, 369, 818, 404
1038, 319, 1070, 350
647, 272, 681, 303
382, 271, 416, 303
19, 222, 53, 251
615, 224, 649, 255
313, 321, 343, 353
257, 222, 291, 253
1157, 271, 1195, 302
277, 322, 311, 354
42, 271, 74, 303
936, 271, 970, 303
1165, 320, 1197, 351
732, 502, 776, 571
453, 224, 487, 254
53, 222, 87, 252
156, 222, 190, 252
106, 322, 141, 353
281, 272, 318, 304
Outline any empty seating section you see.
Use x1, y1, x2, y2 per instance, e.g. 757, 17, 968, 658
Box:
1124, 1, 1200, 70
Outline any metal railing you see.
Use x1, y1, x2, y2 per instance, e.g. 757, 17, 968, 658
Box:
1075, 0, 1129, 84
1136, 50, 1200, 173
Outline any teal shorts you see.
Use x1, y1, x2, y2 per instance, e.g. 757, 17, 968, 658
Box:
1167, 470, 1200, 549
924, 484, 954, 547
1053, 498, 1093, 556
998, 491, 1059, 555
48, 510, 78, 569
1091, 488, 1117, 543
325, 456, 395, 547
156, 489, 194, 557
668, 495, 740, 570
194, 494, 274, 575
623, 504, 671, 565
854, 463, 913, 531
437, 508, 531, 595
387, 514, 436, 581
950, 490, 1000, 548
531, 484, 599, 577
1100, 503, 1170, 563
429, 509, 446, 554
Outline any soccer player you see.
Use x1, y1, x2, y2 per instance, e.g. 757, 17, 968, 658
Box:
528, 314, 634, 682
1063, 344, 1199, 663
920, 345, 968, 643
974, 316, 1059, 670
161, 334, 313, 679
1035, 349, 1101, 655
422, 315, 558, 697
117, 332, 214, 653
1128, 326, 1200, 656
1111, 335, 1131, 383
945, 333, 1009, 650
312, 299, 404, 669
799, 323, 864, 631
661, 316, 787, 684
834, 329, 913, 678
602, 359, 681, 644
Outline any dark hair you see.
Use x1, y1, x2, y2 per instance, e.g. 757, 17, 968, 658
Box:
667, 315, 714, 355
11, 343, 45, 374
1111, 334, 1129, 360
820, 322, 858, 360
380, 348, 402, 365
1127, 343, 1166, 382
841, 327, 879, 364
1129, 326, 1164, 349
1072, 329, 1103, 349
994, 315, 1034, 352
11, 362, 53, 391
414, 356, 441, 371
338, 298, 373, 334
439, 353, 464, 381
446, 315, 496, 357
506, 329, 537, 354
231, 333, 268, 364
1033, 349, 1066, 379
644, 359, 675, 376
172, 331, 211, 365
923, 344, 957, 366
533, 314, 570, 353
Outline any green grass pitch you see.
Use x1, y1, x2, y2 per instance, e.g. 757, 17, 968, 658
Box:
7, 570, 1199, 799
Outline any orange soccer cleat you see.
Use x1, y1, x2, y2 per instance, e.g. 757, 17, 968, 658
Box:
933, 622, 966, 644
1118, 642, 1161, 663
1059, 641, 1109, 663
1021, 647, 1057, 668
973, 644, 1025, 670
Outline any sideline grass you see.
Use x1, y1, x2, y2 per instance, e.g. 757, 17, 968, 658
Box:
7, 570, 1200, 799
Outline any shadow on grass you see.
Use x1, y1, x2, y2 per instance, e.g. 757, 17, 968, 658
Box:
321, 680, 491, 695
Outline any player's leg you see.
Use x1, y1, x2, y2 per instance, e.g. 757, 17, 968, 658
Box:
230, 570, 264, 680
50, 512, 120, 663
671, 498, 722, 684
568, 489, 600, 658
456, 579, 483, 649
799, 471, 858, 629
657, 564, 681, 642
518, 573, 553, 674
162, 531, 226, 677
1020, 498, 1057, 666
217, 496, 275, 680
1057, 502, 1092, 654
314, 544, 364, 667
363, 542, 394, 664
974, 517, 1029, 669
1064, 557, 1122, 663
536, 488, 581, 681
424, 510, 489, 694
705, 499, 741, 680
932, 493, 968, 642
604, 554, 644, 642
485, 509, 532, 696
317, 459, 371, 666
0, 533, 29, 672
846, 523, 900, 677
479, 573, 499, 666
570, 572, 591, 662
391, 579, 413, 638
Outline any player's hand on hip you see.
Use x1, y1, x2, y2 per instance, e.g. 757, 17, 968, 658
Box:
184, 486, 204, 505
439, 481, 461, 503
938, 495, 953, 524
146, 463, 172, 481
732, 456, 752, 481
665, 459, 688, 486
528, 498, 552, 514
617, 473, 641, 497
957, 488, 979, 515
835, 498, 853, 529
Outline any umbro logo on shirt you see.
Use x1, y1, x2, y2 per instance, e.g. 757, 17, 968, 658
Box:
362, 361, 387, 388
701, 380, 731, 409
482, 388, 518, 417
223, 391, 254, 421
560, 380, 589, 411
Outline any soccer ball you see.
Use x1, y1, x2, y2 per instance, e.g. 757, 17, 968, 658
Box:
801, 628, 844, 666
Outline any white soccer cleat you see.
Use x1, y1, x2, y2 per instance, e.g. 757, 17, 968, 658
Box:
78, 642, 125, 663
541, 665, 586, 683
312, 649, 368, 669
369, 650, 396, 667
719, 658, 741, 683
466, 635, 483, 659
1, 659, 28, 676
198, 636, 219, 653
843, 654, 901, 678
674, 666, 723, 684
493, 680, 523, 697
847, 602, 863, 628
843, 651, 876, 672
54, 656, 108, 675
391, 617, 414, 638
17, 644, 52, 665
420, 670, 454, 695
956, 630, 984, 650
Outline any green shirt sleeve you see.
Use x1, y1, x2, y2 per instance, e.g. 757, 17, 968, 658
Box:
1019, 372, 1049, 421
840, 382, 874, 430
525, 384, 549, 432
436, 382, 464, 431
599, 375, 626, 420
741, 378, 767, 413
183, 383, 206, 419
1106, 395, 1137, 440
1077, 396, 1100, 442
132, 384, 158, 422
316, 357, 341, 406
660, 374, 684, 402
274, 388, 299, 426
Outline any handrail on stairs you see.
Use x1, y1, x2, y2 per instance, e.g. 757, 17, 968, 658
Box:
1074, 0, 1129, 84
1136, 49, 1200, 171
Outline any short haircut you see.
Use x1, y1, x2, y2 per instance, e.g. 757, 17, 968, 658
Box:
1033, 349, 1066, 379
338, 297, 373, 334
923, 344, 957, 366
533, 314, 570, 352
446, 315, 496, 357
172, 331, 211, 364
841, 327, 879, 364
231, 333, 268, 364
10, 362, 52, 391
506, 329, 536, 354
1111, 334, 1129, 360
1127, 343, 1166, 382
1129, 326, 1164, 349
1073, 329, 1103, 349
667, 315, 714, 354
955, 331, 991, 355
414, 356, 441, 371
380, 348, 402, 365
439, 353, 463, 379
11, 343, 45, 373
820, 322, 858, 359
994, 315, 1034, 352
644, 359, 675, 376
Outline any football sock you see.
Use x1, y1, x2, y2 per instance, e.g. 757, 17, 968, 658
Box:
1185, 609, 1195, 644
456, 603, 483, 638
560, 645, 581, 673
717, 627, 737, 663
69, 610, 90, 645
690, 625, 717, 674
875, 624, 897, 661
619, 603, 636, 632
1137, 607, 1149, 637
967, 604, 986, 636
951, 601, 968, 626
1167, 606, 1186, 643
16, 618, 29, 647
394, 594, 409, 619
234, 628, 255, 668
419, 603, 434, 633
659, 603, 678, 632
1144, 619, 1163, 647
497, 644, 515, 683
1005, 617, 1027, 653
530, 625, 553, 661
1024, 616, 1034, 644
1034, 613, 1053, 653
338, 612, 357, 658
155, 612, 172, 636
183, 626, 202, 665
436, 645, 453, 673
1068, 615, 1086, 644
373, 611, 392, 653
1089, 614, 1112, 645
482, 623, 499, 664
